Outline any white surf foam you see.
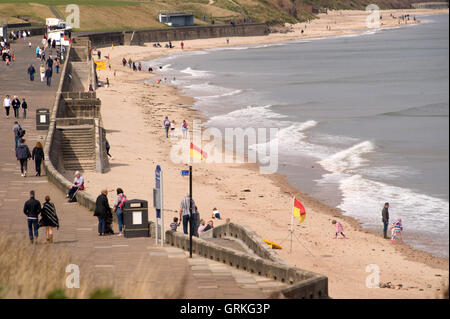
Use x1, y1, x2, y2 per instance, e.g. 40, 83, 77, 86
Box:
207, 104, 287, 128
197, 89, 243, 100
337, 174, 449, 236
180, 67, 212, 78
319, 141, 376, 174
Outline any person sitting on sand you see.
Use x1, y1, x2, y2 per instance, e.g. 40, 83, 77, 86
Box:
211, 208, 221, 220
332, 220, 347, 239
391, 218, 403, 244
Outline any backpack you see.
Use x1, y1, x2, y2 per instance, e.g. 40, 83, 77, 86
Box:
118, 195, 128, 209
17, 125, 25, 137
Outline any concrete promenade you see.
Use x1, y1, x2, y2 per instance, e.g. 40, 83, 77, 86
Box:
0, 36, 285, 298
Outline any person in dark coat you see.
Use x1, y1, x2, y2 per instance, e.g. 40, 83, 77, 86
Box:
32, 141, 44, 176
16, 138, 31, 177
21, 98, 27, 119
94, 189, 111, 236
11, 96, 20, 119
27, 64, 36, 81
23, 190, 41, 244
382, 202, 390, 239
39, 195, 59, 243
45, 67, 52, 86
46, 56, 53, 70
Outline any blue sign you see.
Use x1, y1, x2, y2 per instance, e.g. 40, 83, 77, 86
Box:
155, 165, 161, 218
155, 165, 161, 189
181, 170, 190, 176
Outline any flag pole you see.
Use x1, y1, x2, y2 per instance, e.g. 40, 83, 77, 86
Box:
290, 196, 294, 254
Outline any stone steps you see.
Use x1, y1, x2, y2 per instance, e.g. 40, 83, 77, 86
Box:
59, 126, 96, 171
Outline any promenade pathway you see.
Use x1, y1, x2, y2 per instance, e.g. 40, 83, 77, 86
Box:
0, 36, 285, 298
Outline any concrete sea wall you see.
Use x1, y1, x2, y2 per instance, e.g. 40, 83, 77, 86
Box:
77, 23, 269, 48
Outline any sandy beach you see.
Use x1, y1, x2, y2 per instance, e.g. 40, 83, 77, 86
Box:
81, 9, 449, 299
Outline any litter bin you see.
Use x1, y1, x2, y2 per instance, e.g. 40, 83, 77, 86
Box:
123, 199, 149, 238
36, 108, 50, 130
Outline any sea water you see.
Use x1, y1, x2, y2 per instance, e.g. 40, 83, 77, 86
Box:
148, 14, 449, 258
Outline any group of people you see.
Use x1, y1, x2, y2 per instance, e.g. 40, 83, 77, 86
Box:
3, 95, 27, 119
121, 57, 142, 71
1, 37, 15, 65
382, 202, 403, 243
26, 34, 62, 86
331, 202, 403, 243
152, 41, 184, 49
163, 116, 189, 139
12, 118, 45, 177
94, 188, 128, 236
27, 55, 58, 86
23, 190, 59, 244
173, 194, 221, 237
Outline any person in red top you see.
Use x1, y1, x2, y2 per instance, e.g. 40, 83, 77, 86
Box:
180, 41, 184, 50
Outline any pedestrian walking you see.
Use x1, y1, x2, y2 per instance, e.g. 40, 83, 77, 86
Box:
23, 190, 41, 244
21, 98, 27, 119
179, 193, 195, 235
181, 120, 188, 139
12, 96, 20, 119
180, 41, 184, 50
94, 189, 111, 236
45, 67, 53, 86
39, 195, 59, 243
13, 121, 24, 149
163, 116, 170, 138
39, 64, 45, 82
46, 56, 53, 70
54, 58, 60, 74
3, 94, 11, 118
382, 202, 390, 239
332, 220, 347, 239
32, 142, 44, 176
27, 64, 36, 81
16, 138, 31, 177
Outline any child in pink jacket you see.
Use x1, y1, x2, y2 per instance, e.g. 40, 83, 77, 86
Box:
332, 220, 347, 239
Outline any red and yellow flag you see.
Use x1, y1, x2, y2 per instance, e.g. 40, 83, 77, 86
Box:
293, 197, 306, 223
190, 142, 207, 162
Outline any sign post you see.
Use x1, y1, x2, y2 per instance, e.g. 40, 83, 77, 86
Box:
154, 165, 164, 246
